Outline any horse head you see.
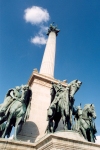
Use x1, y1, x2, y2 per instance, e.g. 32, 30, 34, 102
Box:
68, 80, 82, 98
88, 104, 96, 119
83, 104, 96, 120
21, 84, 31, 104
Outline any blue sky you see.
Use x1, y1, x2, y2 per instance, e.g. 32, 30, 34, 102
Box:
0, 0, 100, 142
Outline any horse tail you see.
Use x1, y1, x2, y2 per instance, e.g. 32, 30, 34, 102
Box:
24, 100, 31, 122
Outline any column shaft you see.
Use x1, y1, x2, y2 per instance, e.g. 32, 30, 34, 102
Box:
40, 31, 56, 77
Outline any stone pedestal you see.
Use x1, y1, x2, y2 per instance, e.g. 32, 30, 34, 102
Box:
36, 131, 100, 150
18, 70, 67, 142
0, 131, 100, 150
37, 131, 100, 150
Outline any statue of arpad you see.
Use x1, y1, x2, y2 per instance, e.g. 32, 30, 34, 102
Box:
46, 80, 82, 133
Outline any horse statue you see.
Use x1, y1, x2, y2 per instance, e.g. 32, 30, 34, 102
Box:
73, 104, 97, 142
46, 79, 82, 133
0, 84, 32, 140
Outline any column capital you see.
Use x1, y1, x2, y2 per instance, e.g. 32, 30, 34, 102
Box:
47, 23, 60, 36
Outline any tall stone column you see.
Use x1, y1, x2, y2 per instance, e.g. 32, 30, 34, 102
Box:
40, 24, 60, 78
18, 24, 62, 143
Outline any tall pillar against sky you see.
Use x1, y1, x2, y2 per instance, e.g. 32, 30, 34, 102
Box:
40, 24, 60, 77
18, 24, 64, 143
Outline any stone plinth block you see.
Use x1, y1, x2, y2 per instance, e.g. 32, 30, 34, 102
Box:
36, 131, 100, 150
18, 71, 67, 142
0, 131, 100, 150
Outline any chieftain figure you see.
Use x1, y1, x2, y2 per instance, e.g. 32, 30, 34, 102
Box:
68, 80, 82, 127
73, 104, 97, 142
0, 86, 21, 116
46, 82, 65, 133
46, 80, 82, 133
48, 82, 65, 117
0, 84, 32, 140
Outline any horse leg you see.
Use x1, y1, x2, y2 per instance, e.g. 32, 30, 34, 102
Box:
46, 120, 53, 133
6, 125, 13, 138
2, 113, 13, 138
63, 110, 70, 130
66, 116, 71, 130
90, 130, 95, 142
70, 109, 72, 128
53, 117, 60, 132
64, 102, 70, 130
61, 109, 67, 130
14, 117, 22, 140
80, 126, 87, 140
49, 120, 53, 133
45, 123, 49, 133
64, 107, 71, 130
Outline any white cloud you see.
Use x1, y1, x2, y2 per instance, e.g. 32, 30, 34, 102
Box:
24, 6, 50, 46
39, 25, 48, 34
30, 25, 48, 45
24, 6, 50, 25
96, 136, 100, 144
31, 35, 47, 45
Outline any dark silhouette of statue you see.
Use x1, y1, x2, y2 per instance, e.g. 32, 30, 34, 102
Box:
46, 80, 82, 133
0, 84, 32, 140
73, 104, 97, 142
0, 86, 21, 116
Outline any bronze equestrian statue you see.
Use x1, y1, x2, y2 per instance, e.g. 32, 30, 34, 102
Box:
46, 80, 82, 133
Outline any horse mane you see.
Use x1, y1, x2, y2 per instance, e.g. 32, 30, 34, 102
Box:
68, 80, 77, 87
83, 104, 94, 112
